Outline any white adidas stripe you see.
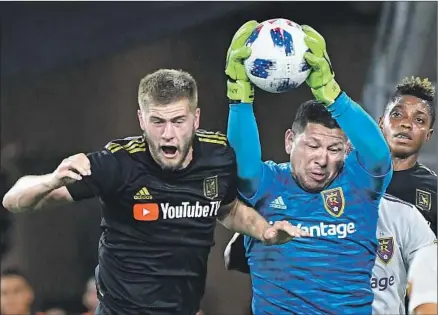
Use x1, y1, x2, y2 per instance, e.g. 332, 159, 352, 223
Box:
270, 196, 286, 209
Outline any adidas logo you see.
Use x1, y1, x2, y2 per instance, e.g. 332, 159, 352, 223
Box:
134, 187, 152, 200
269, 196, 287, 209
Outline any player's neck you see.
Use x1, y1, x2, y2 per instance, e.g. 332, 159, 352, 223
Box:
180, 146, 194, 169
392, 153, 418, 171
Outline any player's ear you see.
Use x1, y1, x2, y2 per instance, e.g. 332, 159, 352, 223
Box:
285, 129, 294, 154
137, 109, 145, 131
194, 108, 201, 130
378, 116, 384, 131
425, 128, 433, 142
25, 284, 34, 305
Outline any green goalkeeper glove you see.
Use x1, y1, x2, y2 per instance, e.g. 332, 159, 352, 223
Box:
302, 25, 341, 106
225, 20, 259, 103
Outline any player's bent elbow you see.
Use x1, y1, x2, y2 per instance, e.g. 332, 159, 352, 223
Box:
376, 138, 392, 165
2, 192, 37, 213
363, 143, 392, 176
2, 187, 74, 213
372, 154, 392, 176
2, 192, 15, 212
380, 153, 392, 174
1, 190, 26, 213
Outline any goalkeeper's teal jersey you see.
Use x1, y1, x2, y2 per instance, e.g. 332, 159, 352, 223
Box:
242, 154, 392, 315
228, 92, 393, 314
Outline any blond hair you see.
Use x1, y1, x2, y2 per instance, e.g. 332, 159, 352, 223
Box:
138, 69, 198, 111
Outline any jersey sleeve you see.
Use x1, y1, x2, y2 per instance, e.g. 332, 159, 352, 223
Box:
239, 161, 277, 207
330, 92, 392, 193
402, 205, 437, 267
227, 103, 264, 197
408, 244, 438, 313
65, 149, 123, 201
222, 149, 238, 206
345, 150, 392, 194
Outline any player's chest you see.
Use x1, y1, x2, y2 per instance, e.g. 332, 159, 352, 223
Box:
262, 183, 377, 239
264, 183, 367, 221
371, 227, 404, 293
120, 172, 230, 222
374, 224, 402, 268
387, 177, 435, 214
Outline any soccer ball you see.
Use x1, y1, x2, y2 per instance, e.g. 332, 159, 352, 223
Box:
244, 18, 311, 94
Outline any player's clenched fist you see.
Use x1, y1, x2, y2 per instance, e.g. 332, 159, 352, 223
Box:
48, 153, 91, 189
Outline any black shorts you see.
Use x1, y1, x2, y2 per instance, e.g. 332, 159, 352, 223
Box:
95, 263, 203, 315
95, 301, 200, 315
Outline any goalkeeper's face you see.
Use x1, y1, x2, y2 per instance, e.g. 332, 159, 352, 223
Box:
285, 123, 347, 192
138, 97, 200, 171
379, 95, 433, 159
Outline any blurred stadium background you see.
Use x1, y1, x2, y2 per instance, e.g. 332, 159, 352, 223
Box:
1, 2, 436, 315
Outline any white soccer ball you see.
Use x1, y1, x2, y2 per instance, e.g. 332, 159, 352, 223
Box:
244, 18, 311, 94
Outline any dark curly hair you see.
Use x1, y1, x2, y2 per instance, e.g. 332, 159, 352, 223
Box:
385, 76, 436, 127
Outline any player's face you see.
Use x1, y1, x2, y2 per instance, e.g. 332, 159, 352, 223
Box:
138, 97, 200, 171
0, 276, 34, 315
379, 95, 433, 158
285, 123, 347, 192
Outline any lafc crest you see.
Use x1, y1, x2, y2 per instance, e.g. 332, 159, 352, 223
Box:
416, 189, 432, 212
321, 187, 345, 217
377, 237, 395, 265
203, 175, 219, 199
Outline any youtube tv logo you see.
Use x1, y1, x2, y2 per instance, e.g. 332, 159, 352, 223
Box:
133, 203, 159, 221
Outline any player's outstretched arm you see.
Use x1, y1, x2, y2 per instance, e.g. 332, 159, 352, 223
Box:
218, 199, 309, 245
226, 21, 264, 197
2, 153, 90, 212
302, 25, 392, 177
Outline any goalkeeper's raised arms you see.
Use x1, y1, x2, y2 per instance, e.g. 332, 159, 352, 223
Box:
302, 25, 341, 106
225, 20, 258, 104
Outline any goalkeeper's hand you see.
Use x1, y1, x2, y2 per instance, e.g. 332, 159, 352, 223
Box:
225, 20, 259, 103
302, 25, 341, 106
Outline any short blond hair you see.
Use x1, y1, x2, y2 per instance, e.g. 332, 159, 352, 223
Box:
138, 69, 198, 111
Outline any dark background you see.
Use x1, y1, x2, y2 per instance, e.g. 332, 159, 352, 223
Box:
0, 2, 435, 314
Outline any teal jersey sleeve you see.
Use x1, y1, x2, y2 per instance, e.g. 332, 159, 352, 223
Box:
329, 92, 393, 190
227, 103, 264, 198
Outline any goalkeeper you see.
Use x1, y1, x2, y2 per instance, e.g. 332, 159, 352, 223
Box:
225, 21, 393, 314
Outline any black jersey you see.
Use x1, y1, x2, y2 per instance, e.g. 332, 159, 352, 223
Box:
66, 130, 237, 315
385, 163, 437, 235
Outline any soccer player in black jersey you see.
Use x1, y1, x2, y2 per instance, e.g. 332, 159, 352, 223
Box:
379, 77, 436, 235
2, 69, 307, 315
